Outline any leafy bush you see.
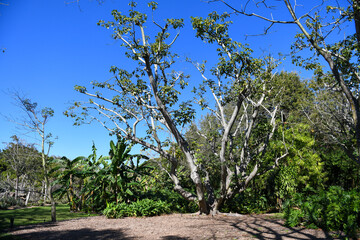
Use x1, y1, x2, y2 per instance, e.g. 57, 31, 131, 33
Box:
283, 186, 360, 238
129, 199, 171, 217
0, 196, 25, 209
103, 202, 128, 218
221, 188, 270, 214
103, 199, 171, 218
141, 189, 198, 213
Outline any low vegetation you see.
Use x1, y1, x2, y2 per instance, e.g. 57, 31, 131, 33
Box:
0, 197, 24, 210
283, 186, 360, 239
0, 204, 96, 231
103, 199, 171, 218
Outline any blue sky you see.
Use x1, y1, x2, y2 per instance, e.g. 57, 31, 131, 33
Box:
0, 0, 318, 159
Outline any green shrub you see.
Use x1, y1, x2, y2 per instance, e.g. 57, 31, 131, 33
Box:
0, 196, 25, 209
103, 202, 129, 218
140, 189, 198, 213
283, 186, 360, 238
221, 188, 270, 214
103, 199, 171, 218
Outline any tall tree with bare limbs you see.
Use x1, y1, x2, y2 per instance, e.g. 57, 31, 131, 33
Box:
12, 93, 57, 222
189, 12, 288, 212
66, 2, 286, 214
212, 0, 360, 164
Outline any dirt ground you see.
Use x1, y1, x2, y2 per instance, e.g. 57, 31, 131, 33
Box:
7, 213, 339, 240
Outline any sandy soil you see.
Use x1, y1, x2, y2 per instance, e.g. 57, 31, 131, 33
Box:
7, 213, 339, 239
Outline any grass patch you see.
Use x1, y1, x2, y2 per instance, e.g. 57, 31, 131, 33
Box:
0, 205, 97, 231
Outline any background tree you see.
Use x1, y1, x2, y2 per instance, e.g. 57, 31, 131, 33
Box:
307, 74, 360, 189
186, 70, 322, 210
1, 136, 41, 202
213, 0, 360, 164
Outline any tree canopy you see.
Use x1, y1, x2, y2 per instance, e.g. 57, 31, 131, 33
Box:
65, 2, 289, 214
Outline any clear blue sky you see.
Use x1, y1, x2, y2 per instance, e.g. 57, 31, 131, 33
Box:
0, 0, 316, 159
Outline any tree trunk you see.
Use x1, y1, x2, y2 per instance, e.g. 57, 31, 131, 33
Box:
144, 53, 208, 214
115, 175, 118, 204
43, 181, 47, 204
41, 181, 44, 200
197, 192, 209, 214
41, 138, 56, 222
69, 174, 76, 211
45, 177, 56, 222
352, 0, 360, 163
212, 199, 223, 215
25, 187, 31, 206
15, 176, 19, 200
353, 0, 360, 44
50, 193, 56, 222
187, 155, 208, 215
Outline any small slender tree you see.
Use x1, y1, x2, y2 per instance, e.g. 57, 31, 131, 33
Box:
12, 93, 56, 222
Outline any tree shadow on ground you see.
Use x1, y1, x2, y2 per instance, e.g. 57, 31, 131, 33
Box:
161, 236, 191, 240
2, 214, 346, 240
0, 221, 58, 234
9, 227, 133, 240
218, 215, 338, 240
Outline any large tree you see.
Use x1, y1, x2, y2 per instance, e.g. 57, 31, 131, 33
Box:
67, 2, 286, 214
188, 12, 288, 212
213, 0, 360, 164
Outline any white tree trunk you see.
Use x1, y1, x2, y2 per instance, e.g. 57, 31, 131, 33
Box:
15, 176, 19, 200
43, 181, 47, 204
25, 188, 31, 206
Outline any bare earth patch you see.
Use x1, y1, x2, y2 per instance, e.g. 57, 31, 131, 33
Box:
8, 213, 337, 239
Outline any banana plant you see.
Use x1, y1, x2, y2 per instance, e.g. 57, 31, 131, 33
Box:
51, 139, 151, 212
108, 138, 150, 204
78, 143, 110, 212
50, 156, 86, 211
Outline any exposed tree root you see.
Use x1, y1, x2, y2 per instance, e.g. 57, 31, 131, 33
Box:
189, 211, 243, 217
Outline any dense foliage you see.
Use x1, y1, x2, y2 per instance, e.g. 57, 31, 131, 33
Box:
0, 196, 24, 210
103, 199, 171, 218
283, 186, 360, 239
50, 139, 151, 213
